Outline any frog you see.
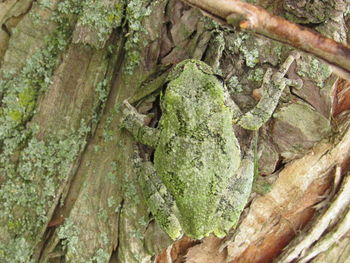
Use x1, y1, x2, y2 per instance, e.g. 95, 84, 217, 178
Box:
121, 55, 301, 240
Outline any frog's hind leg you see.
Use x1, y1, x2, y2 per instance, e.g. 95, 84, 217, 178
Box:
138, 161, 183, 240
214, 135, 256, 237
230, 52, 302, 131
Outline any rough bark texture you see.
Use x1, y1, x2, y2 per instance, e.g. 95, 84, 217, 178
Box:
0, 0, 350, 263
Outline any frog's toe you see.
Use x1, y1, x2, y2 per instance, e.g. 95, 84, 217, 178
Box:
160, 215, 183, 240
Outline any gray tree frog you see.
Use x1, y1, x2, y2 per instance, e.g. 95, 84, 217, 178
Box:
122, 55, 301, 240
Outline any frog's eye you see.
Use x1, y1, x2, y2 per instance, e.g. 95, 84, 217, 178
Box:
214, 74, 225, 87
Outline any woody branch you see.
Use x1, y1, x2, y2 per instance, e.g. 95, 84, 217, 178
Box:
181, 0, 350, 76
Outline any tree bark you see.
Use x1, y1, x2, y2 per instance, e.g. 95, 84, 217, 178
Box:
0, 0, 350, 262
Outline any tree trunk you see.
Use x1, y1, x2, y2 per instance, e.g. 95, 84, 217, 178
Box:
1, 0, 350, 262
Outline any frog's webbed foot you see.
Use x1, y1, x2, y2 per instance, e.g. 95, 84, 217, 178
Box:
232, 52, 303, 130
139, 162, 183, 240
121, 100, 160, 148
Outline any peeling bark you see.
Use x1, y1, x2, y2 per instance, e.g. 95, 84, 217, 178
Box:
0, 0, 350, 263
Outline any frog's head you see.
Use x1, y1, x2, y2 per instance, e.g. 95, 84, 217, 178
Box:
166, 59, 214, 81
160, 59, 225, 115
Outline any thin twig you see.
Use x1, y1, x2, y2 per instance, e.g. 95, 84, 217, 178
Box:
277, 173, 350, 263
299, 207, 350, 263
181, 0, 350, 76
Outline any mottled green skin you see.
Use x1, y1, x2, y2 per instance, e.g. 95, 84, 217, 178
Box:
145, 60, 243, 239
123, 53, 298, 240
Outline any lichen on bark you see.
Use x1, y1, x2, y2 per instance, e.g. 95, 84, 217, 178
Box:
0, 0, 347, 262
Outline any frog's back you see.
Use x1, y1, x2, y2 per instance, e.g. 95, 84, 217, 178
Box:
154, 61, 241, 238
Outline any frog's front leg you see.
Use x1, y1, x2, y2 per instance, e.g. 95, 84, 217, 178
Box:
139, 162, 183, 240
121, 100, 160, 148
122, 101, 182, 240
235, 52, 303, 130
